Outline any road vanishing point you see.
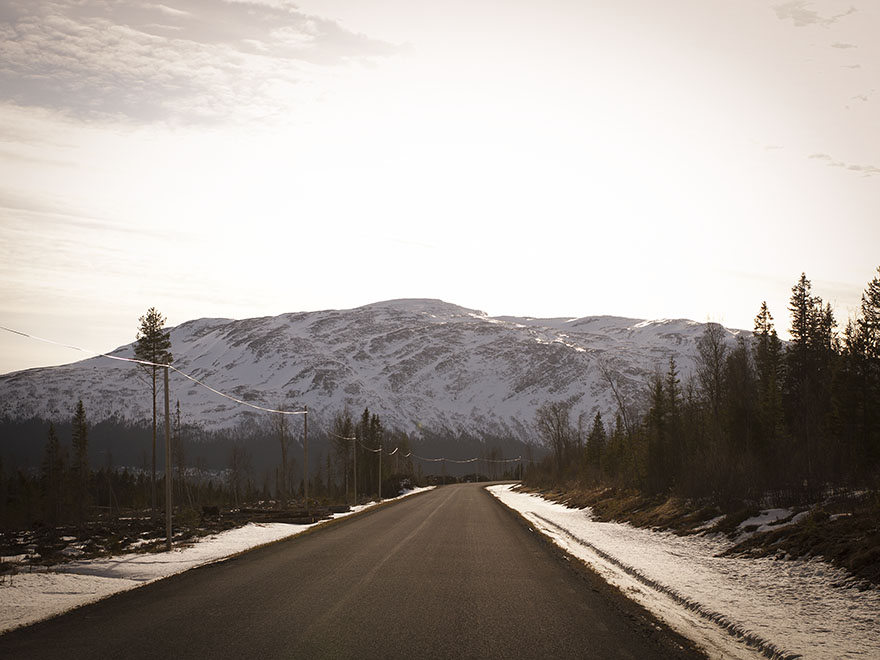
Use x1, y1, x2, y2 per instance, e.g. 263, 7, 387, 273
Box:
1, 483, 706, 659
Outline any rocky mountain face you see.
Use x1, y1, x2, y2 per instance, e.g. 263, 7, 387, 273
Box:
0, 299, 746, 440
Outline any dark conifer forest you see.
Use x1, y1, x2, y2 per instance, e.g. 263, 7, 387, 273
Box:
2, 270, 878, 533
528, 269, 880, 509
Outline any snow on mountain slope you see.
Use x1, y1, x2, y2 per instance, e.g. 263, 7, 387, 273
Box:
0, 300, 746, 438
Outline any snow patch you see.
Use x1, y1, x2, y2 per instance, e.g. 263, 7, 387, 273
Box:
0, 488, 434, 634
488, 485, 878, 660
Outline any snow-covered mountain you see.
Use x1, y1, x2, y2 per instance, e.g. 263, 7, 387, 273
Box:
0, 299, 746, 439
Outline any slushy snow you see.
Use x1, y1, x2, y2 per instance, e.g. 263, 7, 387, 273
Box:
5, 484, 875, 660
488, 484, 879, 660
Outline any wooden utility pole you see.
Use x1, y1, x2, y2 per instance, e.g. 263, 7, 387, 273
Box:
164, 366, 172, 551
378, 443, 382, 500
352, 435, 357, 506
304, 406, 309, 515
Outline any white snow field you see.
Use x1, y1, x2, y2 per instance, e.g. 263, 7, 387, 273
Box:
0, 488, 433, 634
0, 300, 744, 439
488, 485, 879, 660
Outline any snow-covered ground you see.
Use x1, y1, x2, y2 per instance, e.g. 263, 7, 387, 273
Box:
488, 485, 879, 660
0, 488, 433, 634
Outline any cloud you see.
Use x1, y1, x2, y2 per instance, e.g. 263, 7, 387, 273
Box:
0, 0, 403, 123
773, 2, 857, 28
809, 153, 880, 177
0, 191, 160, 238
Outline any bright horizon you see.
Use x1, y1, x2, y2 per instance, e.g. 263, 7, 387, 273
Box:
2, 0, 878, 375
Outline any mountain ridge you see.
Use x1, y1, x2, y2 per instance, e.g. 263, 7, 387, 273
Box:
0, 299, 746, 439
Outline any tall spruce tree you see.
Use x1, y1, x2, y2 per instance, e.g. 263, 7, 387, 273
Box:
859, 269, 880, 475
665, 356, 683, 481
725, 336, 760, 497
644, 370, 668, 494
71, 399, 89, 525
785, 273, 837, 495
585, 411, 606, 470
135, 307, 173, 512
859, 267, 880, 360
753, 303, 784, 447
331, 411, 355, 501
274, 407, 290, 507
41, 423, 66, 525
841, 267, 880, 482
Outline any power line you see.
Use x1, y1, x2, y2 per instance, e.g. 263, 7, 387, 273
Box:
3, 324, 531, 465
409, 453, 523, 465
332, 433, 525, 465
356, 438, 382, 453
0, 324, 306, 416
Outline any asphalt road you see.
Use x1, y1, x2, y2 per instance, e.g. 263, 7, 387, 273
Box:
1, 483, 705, 659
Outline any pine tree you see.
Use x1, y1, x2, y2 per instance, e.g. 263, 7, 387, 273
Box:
274, 407, 290, 507
725, 336, 761, 497
331, 410, 355, 501
859, 267, 880, 361
784, 273, 838, 496
41, 423, 66, 525
753, 303, 784, 444
358, 408, 372, 496
71, 400, 89, 525
135, 307, 173, 512
370, 412, 384, 496
665, 356, 683, 481
859, 268, 880, 475
585, 411, 606, 470
644, 370, 668, 494
841, 267, 880, 482
173, 400, 191, 506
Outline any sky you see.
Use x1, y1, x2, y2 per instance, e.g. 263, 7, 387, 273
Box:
1, 0, 878, 374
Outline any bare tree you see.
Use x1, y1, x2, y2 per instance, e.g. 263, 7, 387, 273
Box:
598, 357, 636, 440
535, 400, 574, 476
696, 322, 728, 433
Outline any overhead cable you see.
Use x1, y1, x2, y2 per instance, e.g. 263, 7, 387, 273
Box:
0, 324, 307, 416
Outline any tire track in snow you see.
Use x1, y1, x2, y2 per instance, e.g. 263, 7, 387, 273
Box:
531, 514, 802, 660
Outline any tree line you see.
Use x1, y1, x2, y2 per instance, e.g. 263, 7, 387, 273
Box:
2, 306, 525, 531
530, 269, 880, 508
328, 407, 416, 504
0, 398, 243, 530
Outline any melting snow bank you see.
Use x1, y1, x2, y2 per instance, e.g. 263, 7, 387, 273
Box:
488, 484, 879, 660
0, 487, 434, 634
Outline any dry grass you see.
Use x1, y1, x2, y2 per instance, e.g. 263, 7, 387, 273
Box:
531, 485, 721, 533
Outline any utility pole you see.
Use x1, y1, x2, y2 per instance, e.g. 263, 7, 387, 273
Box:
378, 442, 382, 501
304, 406, 309, 516
164, 366, 172, 551
352, 435, 357, 507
